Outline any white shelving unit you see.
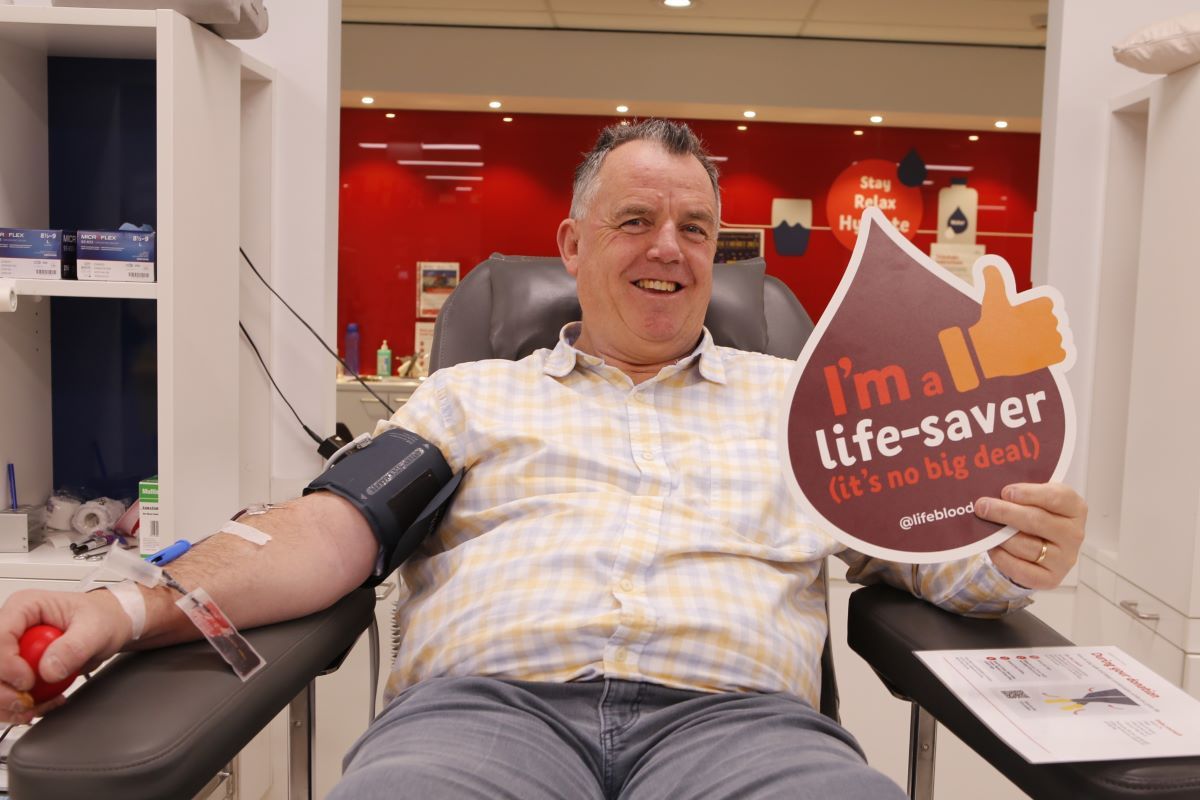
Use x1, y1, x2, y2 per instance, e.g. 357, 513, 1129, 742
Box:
0, 5, 273, 578
0, 8, 277, 796
10, 278, 158, 300
1073, 61, 1200, 699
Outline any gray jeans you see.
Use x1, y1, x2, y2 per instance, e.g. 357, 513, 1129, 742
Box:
330, 676, 904, 799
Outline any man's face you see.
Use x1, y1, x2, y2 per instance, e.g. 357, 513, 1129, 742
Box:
557, 140, 719, 368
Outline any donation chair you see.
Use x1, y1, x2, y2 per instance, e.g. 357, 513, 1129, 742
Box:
434, 255, 1200, 800
9, 255, 1200, 800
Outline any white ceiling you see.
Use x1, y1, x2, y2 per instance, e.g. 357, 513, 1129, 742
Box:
342, 0, 1050, 48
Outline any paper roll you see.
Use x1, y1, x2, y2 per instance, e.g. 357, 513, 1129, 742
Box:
45, 495, 83, 531
72, 498, 127, 536
1, 279, 16, 313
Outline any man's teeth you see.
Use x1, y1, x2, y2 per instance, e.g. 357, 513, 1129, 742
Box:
634, 279, 679, 293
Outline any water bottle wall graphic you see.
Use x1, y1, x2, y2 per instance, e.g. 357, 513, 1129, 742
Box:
938, 178, 978, 245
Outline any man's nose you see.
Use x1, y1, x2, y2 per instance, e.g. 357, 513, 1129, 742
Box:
646, 222, 682, 263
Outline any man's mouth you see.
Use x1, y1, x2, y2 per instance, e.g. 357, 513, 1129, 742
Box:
633, 279, 681, 293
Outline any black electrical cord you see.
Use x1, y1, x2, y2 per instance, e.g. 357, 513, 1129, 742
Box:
239, 321, 324, 448
239, 246, 394, 416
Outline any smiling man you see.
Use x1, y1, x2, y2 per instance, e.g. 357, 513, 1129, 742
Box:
324, 120, 1086, 799
558, 127, 718, 382
0, 119, 1086, 800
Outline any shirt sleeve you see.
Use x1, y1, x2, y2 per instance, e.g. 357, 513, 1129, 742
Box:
835, 548, 1035, 618
372, 370, 466, 471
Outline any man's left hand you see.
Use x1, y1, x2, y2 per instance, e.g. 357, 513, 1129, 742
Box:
976, 482, 1087, 591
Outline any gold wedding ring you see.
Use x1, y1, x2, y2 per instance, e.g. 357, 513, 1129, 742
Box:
1035, 541, 1049, 565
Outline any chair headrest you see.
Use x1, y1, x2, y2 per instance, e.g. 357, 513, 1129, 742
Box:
430, 253, 813, 372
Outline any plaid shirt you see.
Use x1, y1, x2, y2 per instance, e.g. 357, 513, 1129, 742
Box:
382, 324, 1032, 706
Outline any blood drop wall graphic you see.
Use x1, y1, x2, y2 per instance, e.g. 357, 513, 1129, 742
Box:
780, 208, 1076, 563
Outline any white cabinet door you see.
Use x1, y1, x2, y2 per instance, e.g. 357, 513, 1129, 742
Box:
1074, 584, 1184, 686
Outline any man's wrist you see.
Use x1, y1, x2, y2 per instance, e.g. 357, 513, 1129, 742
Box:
85, 583, 137, 653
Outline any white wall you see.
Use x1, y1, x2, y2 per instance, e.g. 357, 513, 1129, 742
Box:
233, 7, 342, 797
1033, 0, 1199, 495
237, 1, 341, 499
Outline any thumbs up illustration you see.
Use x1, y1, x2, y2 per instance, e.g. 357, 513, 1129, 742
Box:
938, 263, 1068, 392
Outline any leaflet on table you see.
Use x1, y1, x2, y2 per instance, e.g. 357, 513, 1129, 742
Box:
916, 645, 1200, 763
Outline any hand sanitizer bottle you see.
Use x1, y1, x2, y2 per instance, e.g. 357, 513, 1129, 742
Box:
376, 340, 393, 377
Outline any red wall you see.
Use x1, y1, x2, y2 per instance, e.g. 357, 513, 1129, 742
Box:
340, 109, 1039, 369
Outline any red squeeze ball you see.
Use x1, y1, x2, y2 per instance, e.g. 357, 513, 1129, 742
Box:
18, 624, 77, 704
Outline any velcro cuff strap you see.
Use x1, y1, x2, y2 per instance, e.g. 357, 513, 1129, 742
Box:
303, 428, 461, 586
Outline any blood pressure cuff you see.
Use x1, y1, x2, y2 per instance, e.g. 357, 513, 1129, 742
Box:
304, 427, 464, 586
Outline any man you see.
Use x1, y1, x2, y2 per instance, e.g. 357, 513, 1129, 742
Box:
0, 120, 1085, 799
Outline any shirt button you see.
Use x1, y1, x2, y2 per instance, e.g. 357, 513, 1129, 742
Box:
619, 579, 634, 592
641, 451, 654, 461
614, 648, 628, 663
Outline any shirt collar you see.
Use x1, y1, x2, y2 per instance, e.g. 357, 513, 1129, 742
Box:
544, 323, 728, 385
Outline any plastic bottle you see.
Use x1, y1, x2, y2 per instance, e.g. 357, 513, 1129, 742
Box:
344, 323, 360, 375
376, 339, 392, 377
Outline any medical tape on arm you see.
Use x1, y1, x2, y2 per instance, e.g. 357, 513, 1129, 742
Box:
80, 547, 163, 639
104, 580, 147, 640
217, 520, 272, 545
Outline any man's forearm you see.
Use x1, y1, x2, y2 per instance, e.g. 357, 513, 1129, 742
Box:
128, 492, 378, 649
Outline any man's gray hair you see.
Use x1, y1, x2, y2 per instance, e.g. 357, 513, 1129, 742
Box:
569, 119, 721, 220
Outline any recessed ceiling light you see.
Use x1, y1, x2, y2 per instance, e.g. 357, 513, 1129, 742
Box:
994, 120, 1008, 129
358, 143, 387, 149
663, 0, 692, 7
361, 96, 375, 105
455, 186, 473, 192
502, 116, 513, 122
425, 175, 483, 181
616, 105, 629, 113
743, 110, 756, 118
853, 130, 864, 136
421, 143, 481, 150
488, 100, 502, 109
385, 112, 395, 119
968, 134, 980, 141
869, 115, 883, 124
737, 125, 748, 131
619, 120, 630, 126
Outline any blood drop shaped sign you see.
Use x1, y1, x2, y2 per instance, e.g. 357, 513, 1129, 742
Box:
780, 208, 1077, 563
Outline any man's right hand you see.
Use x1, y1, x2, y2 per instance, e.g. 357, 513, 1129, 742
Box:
0, 588, 132, 724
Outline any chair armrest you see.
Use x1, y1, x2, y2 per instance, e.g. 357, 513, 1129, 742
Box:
8, 587, 376, 800
848, 584, 1200, 800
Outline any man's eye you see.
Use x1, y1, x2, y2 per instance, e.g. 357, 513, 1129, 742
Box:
682, 224, 710, 240
621, 218, 647, 229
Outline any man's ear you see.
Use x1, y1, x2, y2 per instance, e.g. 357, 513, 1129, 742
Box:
557, 218, 581, 277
